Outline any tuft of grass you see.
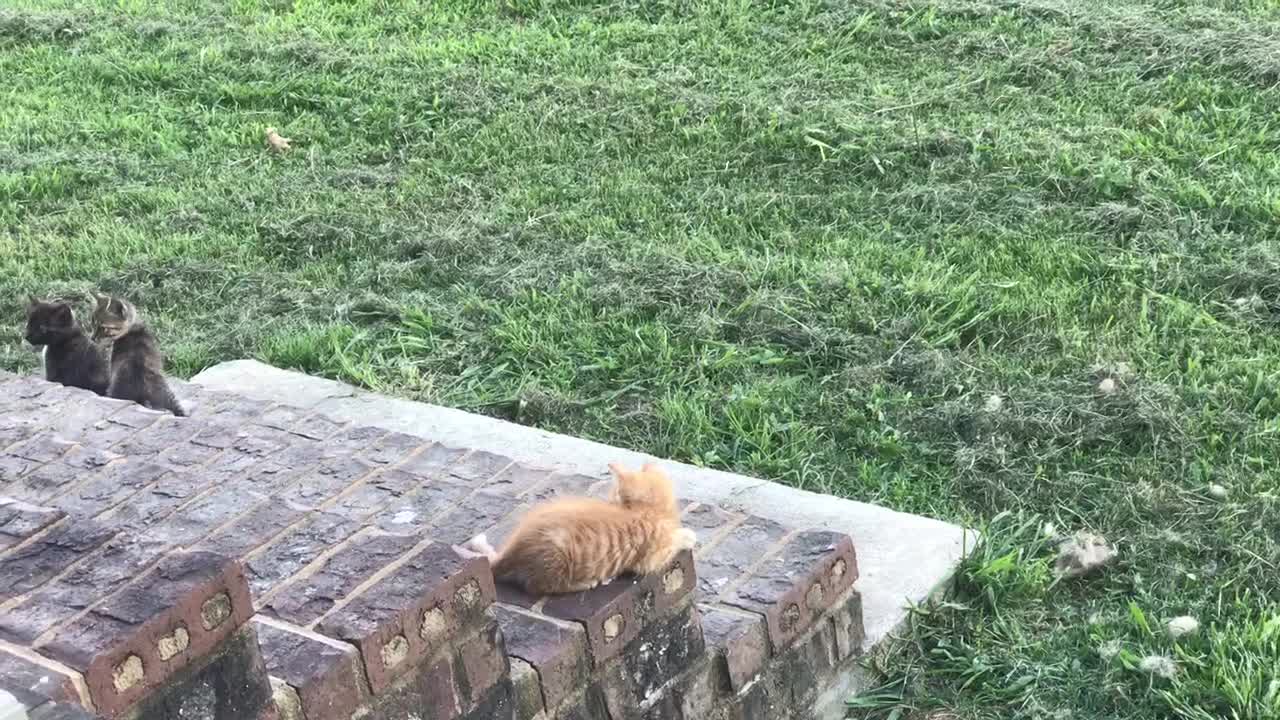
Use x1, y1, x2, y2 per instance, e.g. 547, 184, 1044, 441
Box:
4, 0, 1280, 717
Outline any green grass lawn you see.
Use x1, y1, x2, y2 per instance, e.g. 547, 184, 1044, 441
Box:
4, 0, 1280, 716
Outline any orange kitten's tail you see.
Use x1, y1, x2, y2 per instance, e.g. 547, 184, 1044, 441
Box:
462, 534, 499, 561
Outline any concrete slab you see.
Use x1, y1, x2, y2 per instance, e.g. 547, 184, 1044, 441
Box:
191, 360, 975, 703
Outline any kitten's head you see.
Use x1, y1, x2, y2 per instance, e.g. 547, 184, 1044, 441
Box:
92, 293, 139, 342
608, 462, 679, 516
24, 297, 78, 346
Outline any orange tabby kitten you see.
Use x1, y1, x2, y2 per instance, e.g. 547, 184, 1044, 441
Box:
464, 463, 696, 594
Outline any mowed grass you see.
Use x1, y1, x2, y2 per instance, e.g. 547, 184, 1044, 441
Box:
4, 0, 1280, 716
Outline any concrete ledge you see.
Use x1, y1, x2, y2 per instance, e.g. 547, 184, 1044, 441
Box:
191, 361, 974, 648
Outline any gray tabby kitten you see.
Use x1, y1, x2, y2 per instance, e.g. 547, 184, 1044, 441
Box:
92, 294, 185, 416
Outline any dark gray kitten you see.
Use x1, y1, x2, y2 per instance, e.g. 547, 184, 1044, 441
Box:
92, 294, 185, 417
24, 296, 109, 395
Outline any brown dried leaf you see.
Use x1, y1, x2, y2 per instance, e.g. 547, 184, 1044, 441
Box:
265, 127, 292, 153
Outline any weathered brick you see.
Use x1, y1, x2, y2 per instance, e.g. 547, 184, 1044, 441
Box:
493, 605, 589, 712
27, 701, 100, 720
681, 502, 744, 536
107, 404, 167, 430
264, 533, 419, 625
722, 530, 857, 651
605, 605, 705, 716
0, 419, 40, 449
203, 396, 273, 425
230, 425, 295, 458
54, 461, 169, 517
198, 452, 296, 491
0, 497, 64, 550
0, 454, 39, 485
246, 513, 361, 598
700, 605, 769, 691
0, 537, 170, 643
59, 445, 122, 470
8, 433, 75, 463
459, 678, 515, 720
277, 457, 375, 510
0, 520, 116, 602
14, 461, 88, 503
395, 443, 466, 480
289, 413, 345, 441
322, 426, 388, 459
156, 440, 222, 469
695, 515, 788, 600
189, 426, 240, 450
135, 484, 267, 548
508, 658, 544, 720
254, 618, 368, 720
122, 624, 276, 720
541, 579, 641, 665
483, 465, 555, 496
0, 646, 86, 706
326, 472, 415, 522
829, 589, 865, 662
456, 621, 509, 709
110, 417, 197, 457
447, 451, 513, 485
195, 504, 305, 560
363, 431, 425, 465
63, 419, 137, 449
39, 551, 254, 718
255, 405, 308, 432
315, 543, 494, 693
520, 472, 599, 503
373, 481, 471, 536
427, 491, 521, 545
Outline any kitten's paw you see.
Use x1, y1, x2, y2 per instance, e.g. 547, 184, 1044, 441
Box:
674, 528, 697, 550
600, 577, 615, 586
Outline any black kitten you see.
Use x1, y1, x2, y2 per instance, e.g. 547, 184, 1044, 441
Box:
24, 296, 109, 395
92, 294, 186, 417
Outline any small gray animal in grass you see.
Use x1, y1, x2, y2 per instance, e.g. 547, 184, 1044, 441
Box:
91, 293, 185, 416
24, 296, 109, 395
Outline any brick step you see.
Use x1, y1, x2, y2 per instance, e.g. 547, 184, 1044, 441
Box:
1, 372, 865, 719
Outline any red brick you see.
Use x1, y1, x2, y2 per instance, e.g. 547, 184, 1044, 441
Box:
289, 413, 346, 441
155, 440, 222, 468
107, 404, 166, 430
456, 621, 509, 708
521, 472, 599, 503
363, 431, 426, 465
246, 513, 361, 598
323, 426, 388, 458
695, 515, 787, 599
59, 446, 122, 470
277, 456, 376, 509
264, 533, 420, 624
483, 465, 554, 496
195, 503, 305, 559
699, 605, 769, 691
0, 454, 39, 485
53, 461, 169, 517
110, 417, 197, 457
231, 425, 297, 458
0, 537, 169, 643
0, 520, 116, 602
541, 579, 642, 665
14, 461, 89, 503
134, 483, 266, 548
39, 551, 254, 718
254, 617, 369, 720
447, 451, 513, 484
0, 646, 85, 706
722, 530, 857, 650
427, 491, 521, 545
395, 443, 466, 479
493, 604, 589, 710
8, 433, 75, 463
373, 480, 471, 536
681, 502, 745, 535
254, 405, 308, 432
315, 543, 494, 693
0, 498, 64, 550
